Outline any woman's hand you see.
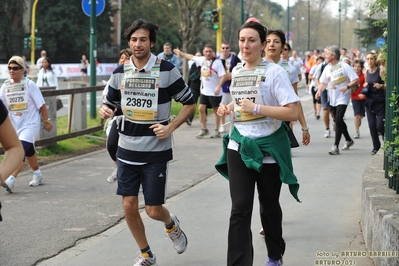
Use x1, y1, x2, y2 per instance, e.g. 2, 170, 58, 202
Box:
239, 98, 255, 114
217, 104, 230, 117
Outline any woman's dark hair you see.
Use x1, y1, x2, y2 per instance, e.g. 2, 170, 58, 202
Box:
43, 57, 53, 71
238, 21, 268, 43
238, 21, 268, 57
353, 59, 364, 69
123, 19, 159, 44
120, 48, 132, 58
284, 42, 292, 51
266, 29, 286, 47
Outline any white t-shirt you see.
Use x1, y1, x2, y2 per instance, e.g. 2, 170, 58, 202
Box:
36, 57, 44, 69
232, 61, 300, 138
0, 79, 45, 143
319, 62, 358, 106
36, 68, 58, 89
277, 59, 299, 85
309, 64, 319, 88
192, 56, 226, 96
289, 56, 303, 67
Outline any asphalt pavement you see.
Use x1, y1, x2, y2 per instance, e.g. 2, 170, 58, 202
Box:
1, 83, 376, 266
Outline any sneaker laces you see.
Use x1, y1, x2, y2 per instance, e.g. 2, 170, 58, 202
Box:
166, 225, 182, 244
134, 253, 154, 266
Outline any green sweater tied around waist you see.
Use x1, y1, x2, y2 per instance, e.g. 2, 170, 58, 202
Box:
215, 123, 301, 202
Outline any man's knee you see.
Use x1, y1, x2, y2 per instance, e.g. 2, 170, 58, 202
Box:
123, 196, 139, 214
145, 205, 164, 220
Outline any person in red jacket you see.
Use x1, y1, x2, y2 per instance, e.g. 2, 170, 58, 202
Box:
350, 59, 366, 139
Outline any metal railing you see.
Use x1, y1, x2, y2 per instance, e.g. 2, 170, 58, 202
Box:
384, 0, 399, 194
0, 84, 105, 154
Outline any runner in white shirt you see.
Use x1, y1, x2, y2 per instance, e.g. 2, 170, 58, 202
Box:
316, 45, 359, 155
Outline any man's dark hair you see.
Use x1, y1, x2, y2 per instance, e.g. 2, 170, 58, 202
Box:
123, 19, 159, 44
284, 42, 292, 51
203, 44, 214, 50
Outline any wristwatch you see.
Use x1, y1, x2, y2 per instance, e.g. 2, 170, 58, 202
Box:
44, 118, 51, 123
302, 126, 309, 131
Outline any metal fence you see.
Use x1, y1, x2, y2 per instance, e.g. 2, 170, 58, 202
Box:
0, 84, 105, 155
383, 0, 399, 194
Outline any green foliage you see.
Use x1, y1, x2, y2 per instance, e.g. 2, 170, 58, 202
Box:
121, 0, 182, 54
35, 0, 114, 63
0, 0, 26, 59
354, 17, 385, 47
368, 0, 388, 16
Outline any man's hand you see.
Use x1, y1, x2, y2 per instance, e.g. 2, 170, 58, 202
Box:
149, 124, 172, 139
99, 104, 115, 119
173, 48, 181, 57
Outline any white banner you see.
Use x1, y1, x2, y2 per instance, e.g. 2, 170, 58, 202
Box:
0, 63, 118, 80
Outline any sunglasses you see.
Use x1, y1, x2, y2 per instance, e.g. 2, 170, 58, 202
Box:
221, 47, 230, 49
8, 66, 22, 71
283, 48, 289, 51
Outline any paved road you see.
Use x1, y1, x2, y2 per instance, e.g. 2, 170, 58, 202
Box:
1, 83, 376, 266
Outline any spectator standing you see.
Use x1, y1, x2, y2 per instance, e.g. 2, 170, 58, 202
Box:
351, 59, 366, 139
157, 42, 181, 70
174, 45, 226, 139
36, 50, 47, 69
316, 46, 359, 155
100, 18, 195, 265
80, 54, 89, 82
361, 52, 386, 155
0, 56, 53, 192
216, 21, 300, 266
22, 55, 30, 77
36, 57, 58, 89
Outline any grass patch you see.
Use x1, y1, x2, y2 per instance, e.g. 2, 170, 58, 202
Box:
37, 110, 106, 157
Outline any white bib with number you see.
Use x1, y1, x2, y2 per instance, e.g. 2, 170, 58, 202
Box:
230, 63, 267, 122
330, 63, 346, 85
121, 58, 161, 123
4, 78, 28, 113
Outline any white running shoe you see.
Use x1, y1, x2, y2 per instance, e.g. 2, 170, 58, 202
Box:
133, 253, 158, 266
329, 145, 340, 155
106, 168, 117, 183
165, 214, 188, 254
354, 132, 360, 139
29, 172, 44, 187
342, 140, 355, 150
2, 176, 15, 193
324, 129, 331, 138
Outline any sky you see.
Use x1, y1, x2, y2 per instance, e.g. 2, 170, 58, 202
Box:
270, 0, 341, 16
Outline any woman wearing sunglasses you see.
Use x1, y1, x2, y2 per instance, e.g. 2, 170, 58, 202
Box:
0, 56, 53, 193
